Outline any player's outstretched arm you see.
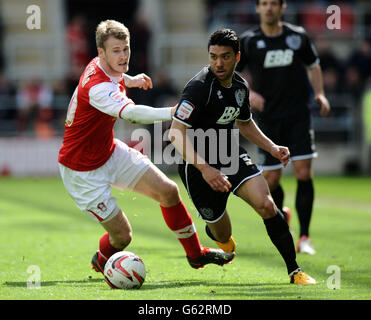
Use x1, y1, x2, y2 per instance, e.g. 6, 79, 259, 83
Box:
236, 119, 290, 167
89, 81, 172, 124
122, 104, 172, 124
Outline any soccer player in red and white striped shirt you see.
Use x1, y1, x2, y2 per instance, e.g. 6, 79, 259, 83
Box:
58, 20, 234, 277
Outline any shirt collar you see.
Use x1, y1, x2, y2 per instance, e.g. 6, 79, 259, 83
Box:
97, 59, 123, 83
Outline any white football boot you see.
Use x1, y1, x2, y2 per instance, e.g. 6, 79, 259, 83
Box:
297, 236, 316, 255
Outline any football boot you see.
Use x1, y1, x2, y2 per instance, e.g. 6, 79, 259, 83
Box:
187, 247, 235, 269
290, 268, 317, 285
297, 235, 316, 255
91, 251, 106, 274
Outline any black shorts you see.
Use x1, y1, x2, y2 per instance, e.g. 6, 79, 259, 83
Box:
257, 112, 317, 170
178, 146, 262, 223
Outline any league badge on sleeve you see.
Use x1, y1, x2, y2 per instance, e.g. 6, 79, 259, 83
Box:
109, 90, 126, 103
175, 100, 194, 120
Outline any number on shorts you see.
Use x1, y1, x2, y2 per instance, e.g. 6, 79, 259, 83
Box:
239, 153, 252, 166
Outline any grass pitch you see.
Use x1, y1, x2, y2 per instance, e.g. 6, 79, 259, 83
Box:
0, 175, 370, 300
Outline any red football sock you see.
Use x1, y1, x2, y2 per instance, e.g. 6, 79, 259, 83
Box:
98, 232, 121, 265
160, 201, 202, 259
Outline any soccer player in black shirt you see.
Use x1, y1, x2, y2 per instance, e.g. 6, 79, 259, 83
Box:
169, 28, 316, 284
236, 0, 331, 255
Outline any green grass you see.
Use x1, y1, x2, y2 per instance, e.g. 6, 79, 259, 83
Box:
0, 175, 370, 300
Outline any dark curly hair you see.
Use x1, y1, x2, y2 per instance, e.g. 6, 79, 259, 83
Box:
208, 29, 240, 55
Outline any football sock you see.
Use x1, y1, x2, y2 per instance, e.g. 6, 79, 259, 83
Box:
215, 237, 236, 254
160, 201, 202, 259
270, 183, 284, 212
98, 232, 122, 265
295, 179, 314, 237
206, 225, 236, 253
264, 212, 299, 275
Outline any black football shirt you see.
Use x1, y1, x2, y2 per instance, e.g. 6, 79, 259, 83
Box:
173, 66, 251, 165
237, 22, 319, 122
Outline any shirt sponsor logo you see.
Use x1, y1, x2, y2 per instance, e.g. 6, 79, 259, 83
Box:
176, 100, 194, 120
264, 49, 293, 68
217, 106, 240, 124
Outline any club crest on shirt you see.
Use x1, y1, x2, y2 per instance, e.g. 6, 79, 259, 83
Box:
285, 34, 301, 50
257, 39, 266, 49
235, 89, 246, 107
176, 100, 194, 120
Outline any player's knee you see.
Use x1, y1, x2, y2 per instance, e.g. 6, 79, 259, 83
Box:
295, 169, 312, 181
294, 162, 312, 180
255, 197, 276, 219
159, 180, 180, 206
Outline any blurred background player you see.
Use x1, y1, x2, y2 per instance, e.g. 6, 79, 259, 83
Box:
16, 78, 54, 138
170, 28, 316, 284
236, 0, 331, 255
58, 20, 235, 277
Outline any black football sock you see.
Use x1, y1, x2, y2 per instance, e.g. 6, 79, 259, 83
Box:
264, 212, 299, 275
270, 183, 284, 212
295, 179, 314, 237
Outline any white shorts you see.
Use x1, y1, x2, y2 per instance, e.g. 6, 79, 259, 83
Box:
59, 139, 151, 222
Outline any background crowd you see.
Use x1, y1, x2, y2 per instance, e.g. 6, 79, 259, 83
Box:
0, 0, 370, 153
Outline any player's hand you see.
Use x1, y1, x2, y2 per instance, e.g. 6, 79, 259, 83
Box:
315, 94, 330, 116
249, 91, 265, 112
270, 145, 290, 168
130, 73, 153, 90
200, 165, 231, 192
171, 104, 178, 117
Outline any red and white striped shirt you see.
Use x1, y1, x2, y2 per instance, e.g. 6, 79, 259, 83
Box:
58, 57, 134, 171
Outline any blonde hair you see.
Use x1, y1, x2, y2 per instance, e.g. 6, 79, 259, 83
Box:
95, 20, 130, 49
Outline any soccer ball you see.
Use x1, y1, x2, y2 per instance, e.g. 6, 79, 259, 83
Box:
104, 251, 146, 289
